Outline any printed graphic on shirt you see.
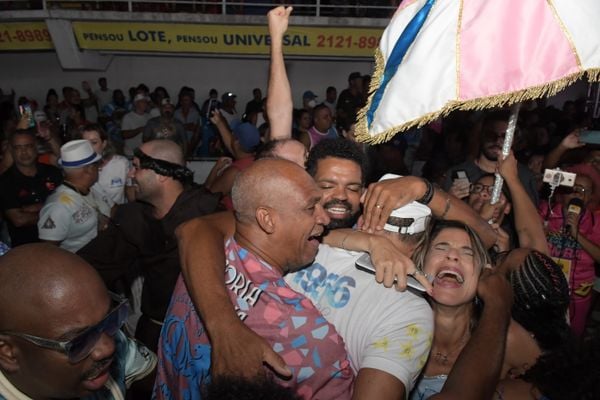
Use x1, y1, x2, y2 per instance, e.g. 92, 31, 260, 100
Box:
73, 205, 94, 224
110, 177, 124, 187
154, 239, 354, 400
289, 262, 356, 312
59, 194, 74, 206
41, 216, 55, 229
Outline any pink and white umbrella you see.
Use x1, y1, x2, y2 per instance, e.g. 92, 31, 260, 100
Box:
356, 0, 600, 202
356, 0, 600, 144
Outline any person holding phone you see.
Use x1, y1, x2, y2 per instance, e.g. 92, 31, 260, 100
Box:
444, 110, 539, 206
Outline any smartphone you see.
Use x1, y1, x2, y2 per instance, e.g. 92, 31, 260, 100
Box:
19, 104, 36, 128
452, 170, 470, 198
579, 130, 600, 144
206, 99, 218, 120
355, 253, 427, 292
453, 170, 468, 180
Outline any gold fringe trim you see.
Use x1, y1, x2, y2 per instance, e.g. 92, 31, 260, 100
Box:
355, 47, 385, 143
355, 68, 600, 145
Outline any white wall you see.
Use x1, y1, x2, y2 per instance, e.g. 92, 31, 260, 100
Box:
0, 52, 374, 108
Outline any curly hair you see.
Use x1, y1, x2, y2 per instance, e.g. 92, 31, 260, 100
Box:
306, 138, 368, 185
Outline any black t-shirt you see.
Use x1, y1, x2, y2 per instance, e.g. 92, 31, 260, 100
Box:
336, 88, 364, 119
0, 163, 63, 246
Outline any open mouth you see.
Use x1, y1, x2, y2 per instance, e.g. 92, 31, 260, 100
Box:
325, 206, 350, 217
307, 228, 325, 244
435, 268, 465, 285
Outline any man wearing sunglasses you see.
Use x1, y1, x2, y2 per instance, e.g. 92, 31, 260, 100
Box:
0, 244, 156, 399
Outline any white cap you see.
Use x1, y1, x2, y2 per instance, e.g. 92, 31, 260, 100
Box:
133, 93, 149, 103
379, 173, 432, 234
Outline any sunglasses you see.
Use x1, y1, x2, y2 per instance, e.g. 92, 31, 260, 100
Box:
0, 293, 128, 364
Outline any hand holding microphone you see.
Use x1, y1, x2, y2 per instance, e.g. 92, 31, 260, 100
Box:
565, 197, 584, 237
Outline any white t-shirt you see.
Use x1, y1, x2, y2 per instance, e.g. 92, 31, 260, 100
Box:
219, 108, 240, 129
93, 155, 130, 206
38, 185, 110, 253
285, 244, 433, 392
121, 111, 151, 156
95, 88, 113, 111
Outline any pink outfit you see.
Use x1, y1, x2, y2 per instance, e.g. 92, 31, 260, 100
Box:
539, 202, 600, 336
308, 126, 338, 150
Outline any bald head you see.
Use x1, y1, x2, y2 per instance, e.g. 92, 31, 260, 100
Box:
141, 140, 185, 166
230, 159, 329, 272
0, 244, 107, 331
231, 159, 314, 223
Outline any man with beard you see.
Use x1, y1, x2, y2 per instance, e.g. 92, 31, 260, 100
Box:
443, 110, 538, 205
77, 140, 220, 352
0, 244, 156, 399
142, 98, 187, 155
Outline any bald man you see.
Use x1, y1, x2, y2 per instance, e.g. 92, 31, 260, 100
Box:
0, 244, 155, 399
154, 159, 354, 400
77, 140, 220, 351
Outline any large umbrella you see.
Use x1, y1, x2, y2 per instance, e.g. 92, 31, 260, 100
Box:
355, 0, 600, 200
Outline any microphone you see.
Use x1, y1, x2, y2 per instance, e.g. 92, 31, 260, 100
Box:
566, 197, 584, 233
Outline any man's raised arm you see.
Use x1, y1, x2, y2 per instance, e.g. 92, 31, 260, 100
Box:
266, 6, 293, 140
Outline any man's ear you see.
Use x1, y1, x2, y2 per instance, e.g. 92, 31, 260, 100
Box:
0, 337, 20, 373
256, 206, 275, 234
156, 174, 170, 183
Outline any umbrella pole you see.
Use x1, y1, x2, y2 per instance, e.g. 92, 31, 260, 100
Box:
490, 103, 521, 205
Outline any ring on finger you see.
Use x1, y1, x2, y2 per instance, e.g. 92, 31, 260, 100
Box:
375, 204, 383, 209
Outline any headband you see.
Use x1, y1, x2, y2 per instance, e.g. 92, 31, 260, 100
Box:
134, 148, 193, 183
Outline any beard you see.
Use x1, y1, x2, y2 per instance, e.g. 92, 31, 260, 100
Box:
323, 199, 360, 230
481, 143, 501, 161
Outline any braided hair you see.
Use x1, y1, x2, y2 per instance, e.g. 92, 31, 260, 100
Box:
509, 249, 572, 351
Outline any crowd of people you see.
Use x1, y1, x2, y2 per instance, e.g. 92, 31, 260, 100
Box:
0, 5, 599, 400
